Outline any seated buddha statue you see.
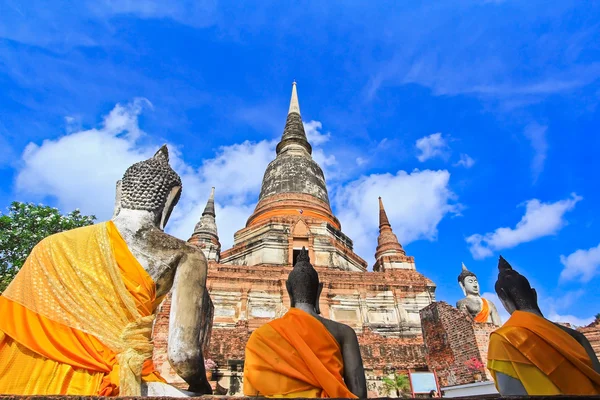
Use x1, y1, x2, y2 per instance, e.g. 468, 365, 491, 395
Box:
488, 256, 600, 395
243, 248, 367, 398
456, 263, 501, 325
0, 146, 212, 396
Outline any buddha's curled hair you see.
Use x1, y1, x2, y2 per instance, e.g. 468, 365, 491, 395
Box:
458, 263, 477, 284
495, 255, 540, 311
120, 145, 182, 213
287, 247, 319, 305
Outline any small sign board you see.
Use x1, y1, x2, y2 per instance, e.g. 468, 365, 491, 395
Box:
409, 371, 439, 394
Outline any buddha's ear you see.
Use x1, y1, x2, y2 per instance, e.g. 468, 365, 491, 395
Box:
315, 282, 324, 315
112, 180, 122, 219
532, 288, 538, 303
459, 281, 466, 296
160, 186, 182, 230
286, 280, 295, 308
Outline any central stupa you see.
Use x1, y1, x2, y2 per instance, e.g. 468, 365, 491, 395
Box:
153, 82, 436, 397
221, 82, 366, 271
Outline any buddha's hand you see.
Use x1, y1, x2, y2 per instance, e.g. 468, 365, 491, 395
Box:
187, 373, 213, 395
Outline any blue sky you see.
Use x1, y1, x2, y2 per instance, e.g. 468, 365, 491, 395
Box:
1, 1, 600, 325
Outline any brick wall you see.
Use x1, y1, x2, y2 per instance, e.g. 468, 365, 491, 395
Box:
579, 319, 600, 359
420, 302, 493, 387
151, 261, 435, 394
358, 328, 427, 373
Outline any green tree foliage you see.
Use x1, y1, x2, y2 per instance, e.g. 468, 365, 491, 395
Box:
0, 202, 96, 293
382, 372, 411, 398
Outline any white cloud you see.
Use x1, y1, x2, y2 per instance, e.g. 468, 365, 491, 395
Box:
14, 99, 276, 250
303, 120, 331, 146
356, 157, 367, 166
334, 169, 460, 266
12, 102, 455, 262
547, 312, 594, 328
16, 98, 155, 217
415, 132, 449, 162
88, 1, 219, 29
524, 123, 548, 182
454, 153, 475, 168
560, 243, 600, 283
466, 193, 582, 259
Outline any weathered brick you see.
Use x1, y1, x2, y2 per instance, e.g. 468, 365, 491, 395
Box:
419, 302, 494, 387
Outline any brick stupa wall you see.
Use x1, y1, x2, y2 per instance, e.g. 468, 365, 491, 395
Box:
151, 263, 434, 396
579, 319, 600, 359
420, 301, 495, 387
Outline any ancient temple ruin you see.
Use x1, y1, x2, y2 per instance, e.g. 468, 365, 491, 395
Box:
152, 83, 436, 396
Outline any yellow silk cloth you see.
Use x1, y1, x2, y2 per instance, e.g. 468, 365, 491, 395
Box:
244, 308, 357, 398
474, 298, 490, 323
0, 221, 165, 396
487, 310, 600, 395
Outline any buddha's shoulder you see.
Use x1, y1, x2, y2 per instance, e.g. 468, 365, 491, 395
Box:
319, 317, 357, 342
456, 297, 468, 307
144, 228, 203, 254
38, 222, 104, 245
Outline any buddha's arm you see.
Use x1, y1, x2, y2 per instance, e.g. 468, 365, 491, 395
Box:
489, 302, 502, 325
168, 250, 211, 394
341, 326, 367, 399
496, 372, 527, 395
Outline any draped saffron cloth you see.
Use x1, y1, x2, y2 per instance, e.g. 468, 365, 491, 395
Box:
0, 221, 165, 396
243, 308, 356, 398
487, 311, 600, 395
474, 298, 490, 323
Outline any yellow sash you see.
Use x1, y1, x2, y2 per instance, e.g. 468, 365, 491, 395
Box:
488, 311, 600, 395
0, 221, 165, 396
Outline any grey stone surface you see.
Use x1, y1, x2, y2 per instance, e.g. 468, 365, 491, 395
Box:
259, 142, 330, 205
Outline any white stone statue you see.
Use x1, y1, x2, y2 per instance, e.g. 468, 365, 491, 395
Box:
456, 263, 501, 326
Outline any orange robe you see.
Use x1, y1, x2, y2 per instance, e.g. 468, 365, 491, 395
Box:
474, 298, 490, 323
0, 221, 165, 396
487, 311, 600, 395
243, 308, 357, 398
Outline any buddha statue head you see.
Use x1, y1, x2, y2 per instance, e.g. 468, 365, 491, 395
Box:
286, 247, 324, 314
113, 145, 182, 230
458, 263, 480, 296
495, 255, 541, 315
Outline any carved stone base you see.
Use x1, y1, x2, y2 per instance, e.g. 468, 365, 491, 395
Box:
141, 382, 195, 397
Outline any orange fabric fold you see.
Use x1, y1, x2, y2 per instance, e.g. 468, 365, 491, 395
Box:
487, 311, 600, 395
243, 308, 356, 398
474, 298, 490, 323
0, 221, 164, 396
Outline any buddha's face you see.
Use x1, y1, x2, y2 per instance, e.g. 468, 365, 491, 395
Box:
462, 276, 480, 296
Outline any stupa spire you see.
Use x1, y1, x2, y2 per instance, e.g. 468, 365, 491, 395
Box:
379, 197, 391, 228
188, 187, 221, 262
275, 81, 312, 156
202, 187, 216, 217
288, 80, 300, 115
374, 197, 415, 271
